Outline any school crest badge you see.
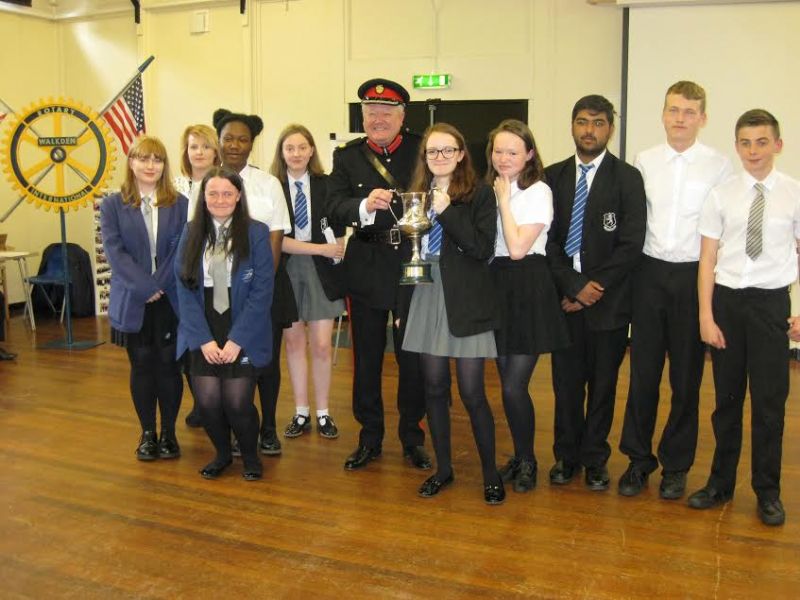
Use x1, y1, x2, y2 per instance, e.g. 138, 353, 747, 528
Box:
602, 212, 617, 232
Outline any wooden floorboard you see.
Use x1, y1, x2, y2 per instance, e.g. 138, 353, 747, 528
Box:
1, 314, 798, 599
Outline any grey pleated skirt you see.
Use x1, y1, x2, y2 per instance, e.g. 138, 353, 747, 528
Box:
402, 258, 497, 358
286, 254, 344, 322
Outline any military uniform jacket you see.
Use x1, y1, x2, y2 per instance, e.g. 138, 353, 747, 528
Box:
327, 132, 421, 309
544, 152, 646, 331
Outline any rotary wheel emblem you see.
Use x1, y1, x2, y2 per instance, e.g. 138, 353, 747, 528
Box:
1, 97, 115, 211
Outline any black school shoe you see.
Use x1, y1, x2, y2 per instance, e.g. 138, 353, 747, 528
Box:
284, 414, 312, 438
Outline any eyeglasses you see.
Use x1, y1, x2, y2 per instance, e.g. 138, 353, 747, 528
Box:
425, 146, 458, 159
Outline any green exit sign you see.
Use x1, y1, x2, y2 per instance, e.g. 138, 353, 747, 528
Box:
413, 74, 452, 89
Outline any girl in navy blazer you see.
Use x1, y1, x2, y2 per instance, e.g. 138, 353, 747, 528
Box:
268, 124, 345, 441
401, 123, 504, 504
100, 136, 189, 462
176, 166, 274, 481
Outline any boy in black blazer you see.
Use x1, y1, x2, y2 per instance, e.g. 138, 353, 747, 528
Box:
545, 95, 646, 491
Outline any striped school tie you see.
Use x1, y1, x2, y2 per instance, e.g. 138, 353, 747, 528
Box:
427, 212, 443, 255
564, 164, 594, 257
745, 182, 766, 260
294, 181, 308, 230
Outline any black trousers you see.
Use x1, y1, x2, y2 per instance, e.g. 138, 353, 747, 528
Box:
551, 311, 628, 468
619, 257, 705, 474
349, 295, 426, 449
707, 285, 790, 502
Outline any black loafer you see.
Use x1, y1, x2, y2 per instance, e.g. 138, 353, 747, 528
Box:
0, 347, 17, 361
757, 498, 786, 526
158, 432, 181, 459
659, 471, 687, 500
136, 430, 159, 461
418, 472, 455, 498
259, 429, 282, 456
484, 481, 506, 505
513, 459, 537, 493
200, 458, 233, 479
618, 464, 648, 497
284, 414, 312, 438
585, 465, 610, 491
549, 460, 578, 485
344, 445, 381, 470
499, 456, 521, 483
687, 485, 732, 509
403, 445, 432, 470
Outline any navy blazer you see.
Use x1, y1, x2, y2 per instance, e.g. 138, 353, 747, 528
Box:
282, 174, 345, 301
174, 220, 275, 368
100, 192, 188, 333
545, 152, 646, 331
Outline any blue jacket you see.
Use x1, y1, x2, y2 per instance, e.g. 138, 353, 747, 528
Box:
100, 192, 188, 332
175, 220, 274, 368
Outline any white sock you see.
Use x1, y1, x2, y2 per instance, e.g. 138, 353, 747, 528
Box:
316, 409, 329, 419
296, 406, 310, 420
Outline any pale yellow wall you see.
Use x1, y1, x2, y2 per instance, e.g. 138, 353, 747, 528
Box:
144, 4, 248, 166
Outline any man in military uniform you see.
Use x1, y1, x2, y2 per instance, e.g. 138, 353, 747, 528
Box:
327, 78, 431, 471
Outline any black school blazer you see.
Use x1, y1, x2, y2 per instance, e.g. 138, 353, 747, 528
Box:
282, 174, 345, 301
544, 151, 646, 331
436, 183, 501, 337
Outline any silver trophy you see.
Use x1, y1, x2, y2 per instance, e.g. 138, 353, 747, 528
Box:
396, 191, 433, 285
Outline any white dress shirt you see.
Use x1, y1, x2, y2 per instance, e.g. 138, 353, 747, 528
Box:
240, 164, 292, 233
287, 171, 312, 242
495, 180, 553, 257
635, 141, 733, 262
174, 175, 203, 220
699, 168, 800, 289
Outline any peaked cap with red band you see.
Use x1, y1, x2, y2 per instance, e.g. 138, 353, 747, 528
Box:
358, 78, 410, 106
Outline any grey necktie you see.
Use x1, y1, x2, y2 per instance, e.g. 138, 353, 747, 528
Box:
141, 196, 156, 273
211, 225, 230, 313
745, 182, 766, 260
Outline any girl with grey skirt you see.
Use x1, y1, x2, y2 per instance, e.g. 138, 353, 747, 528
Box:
401, 122, 505, 504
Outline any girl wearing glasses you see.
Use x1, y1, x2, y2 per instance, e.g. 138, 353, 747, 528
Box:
175, 167, 274, 481
100, 136, 189, 462
487, 119, 569, 493
402, 123, 504, 504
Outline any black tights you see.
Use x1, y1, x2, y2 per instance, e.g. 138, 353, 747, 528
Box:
496, 354, 539, 463
192, 375, 260, 469
421, 354, 499, 485
256, 327, 284, 433
126, 343, 183, 433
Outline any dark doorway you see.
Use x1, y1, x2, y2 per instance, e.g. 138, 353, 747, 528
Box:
349, 99, 528, 177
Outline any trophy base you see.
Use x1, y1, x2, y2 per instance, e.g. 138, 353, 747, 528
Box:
399, 262, 433, 285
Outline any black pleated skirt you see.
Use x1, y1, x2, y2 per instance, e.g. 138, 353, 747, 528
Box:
491, 254, 570, 355
111, 295, 177, 349
187, 288, 264, 379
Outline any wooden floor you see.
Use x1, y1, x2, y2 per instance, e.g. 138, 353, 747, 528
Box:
1, 314, 799, 599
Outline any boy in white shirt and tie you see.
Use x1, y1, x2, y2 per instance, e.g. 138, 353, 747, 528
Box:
689, 109, 800, 526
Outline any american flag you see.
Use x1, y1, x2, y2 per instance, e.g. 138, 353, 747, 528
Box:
102, 75, 146, 155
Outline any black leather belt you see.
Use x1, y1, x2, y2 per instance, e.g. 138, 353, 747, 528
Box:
354, 228, 401, 246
